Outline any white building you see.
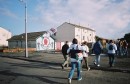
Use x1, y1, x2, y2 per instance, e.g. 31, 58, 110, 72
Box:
55, 22, 96, 49
0, 27, 12, 47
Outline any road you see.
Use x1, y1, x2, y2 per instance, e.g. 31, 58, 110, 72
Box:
0, 52, 130, 84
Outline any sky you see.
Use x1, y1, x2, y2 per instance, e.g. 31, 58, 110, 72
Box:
0, 0, 130, 39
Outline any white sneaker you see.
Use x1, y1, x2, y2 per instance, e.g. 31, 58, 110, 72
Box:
80, 70, 83, 72
78, 77, 82, 81
93, 62, 96, 65
88, 67, 90, 71
97, 64, 100, 67
68, 78, 71, 84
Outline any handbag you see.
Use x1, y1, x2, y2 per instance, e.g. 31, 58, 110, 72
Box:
76, 52, 83, 60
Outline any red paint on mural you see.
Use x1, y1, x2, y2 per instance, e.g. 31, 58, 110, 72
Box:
43, 37, 49, 46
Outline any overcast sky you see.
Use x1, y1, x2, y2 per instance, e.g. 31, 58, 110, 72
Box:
0, 0, 130, 39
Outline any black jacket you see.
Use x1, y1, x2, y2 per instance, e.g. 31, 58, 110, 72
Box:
62, 44, 69, 55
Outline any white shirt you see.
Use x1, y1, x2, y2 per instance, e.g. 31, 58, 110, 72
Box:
107, 43, 117, 54
82, 45, 89, 57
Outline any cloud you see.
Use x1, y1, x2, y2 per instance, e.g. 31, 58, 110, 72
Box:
34, 0, 130, 39
0, 8, 18, 19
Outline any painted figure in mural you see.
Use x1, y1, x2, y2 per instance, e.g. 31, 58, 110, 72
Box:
61, 41, 69, 69
67, 38, 83, 84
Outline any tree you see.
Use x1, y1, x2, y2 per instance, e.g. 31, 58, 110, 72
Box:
95, 36, 100, 41
124, 33, 130, 42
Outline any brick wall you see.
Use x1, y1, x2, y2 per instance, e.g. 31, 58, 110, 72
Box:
3, 48, 36, 52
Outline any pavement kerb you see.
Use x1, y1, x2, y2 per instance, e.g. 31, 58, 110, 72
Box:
1, 55, 130, 73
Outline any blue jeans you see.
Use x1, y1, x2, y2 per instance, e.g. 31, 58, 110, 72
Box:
68, 61, 81, 80
94, 54, 100, 65
122, 48, 128, 56
108, 53, 115, 67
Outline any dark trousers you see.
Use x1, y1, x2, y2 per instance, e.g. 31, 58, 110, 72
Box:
108, 53, 115, 67
81, 57, 90, 70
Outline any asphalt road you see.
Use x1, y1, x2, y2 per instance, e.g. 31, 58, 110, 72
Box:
0, 52, 130, 84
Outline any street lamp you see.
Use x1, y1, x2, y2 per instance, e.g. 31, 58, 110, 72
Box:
19, 0, 28, 57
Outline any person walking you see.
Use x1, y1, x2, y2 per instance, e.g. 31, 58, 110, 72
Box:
116, 39, 120, 56
119, 40, 123, 56
107, 40, 117, 67
61, 41, 69, 69
105, 40, 109, 54
67, 38, 83, 84
81, 41, 90, 71
92, 38, 103, 67
122, 40, 128, 57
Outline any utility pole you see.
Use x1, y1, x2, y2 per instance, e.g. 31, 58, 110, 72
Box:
19, 0, 28, 57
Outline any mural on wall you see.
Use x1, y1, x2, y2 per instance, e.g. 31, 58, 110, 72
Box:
36, 33, 54, 51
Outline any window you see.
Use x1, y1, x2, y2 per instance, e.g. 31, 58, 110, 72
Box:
83, 36, 85, 40
16, 41, 18, 47
28, 41, 31, 47
78, 28, 80, 31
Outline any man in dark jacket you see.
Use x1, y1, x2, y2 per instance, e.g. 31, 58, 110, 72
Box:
92, 38, 103, 67
61, 41, 69, 69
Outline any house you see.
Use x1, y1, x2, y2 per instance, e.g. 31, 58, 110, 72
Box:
36, 32, 55, 51
7, 31, 55, 51
55, 22, 96, 49
0, 27, 12, 47
7, 22, 96, 52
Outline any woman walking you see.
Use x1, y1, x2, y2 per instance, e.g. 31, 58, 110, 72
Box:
67, 38, 83, 84
81, 41, 90, 71
107, 40, 117, 67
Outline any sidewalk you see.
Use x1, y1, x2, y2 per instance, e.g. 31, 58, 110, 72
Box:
0, 52, 130, 73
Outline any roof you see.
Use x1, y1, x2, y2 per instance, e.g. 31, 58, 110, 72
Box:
64, 22, 95, 31
0, 27, 11, 33
7, 31, 47, 41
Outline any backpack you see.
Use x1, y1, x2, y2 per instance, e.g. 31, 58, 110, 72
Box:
93, 42, 101, 55
69, 45, 83, 60
109, 45, 113, 50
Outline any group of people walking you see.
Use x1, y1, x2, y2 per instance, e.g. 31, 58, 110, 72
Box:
61, 38, 128, 84
61, 38, 90, 84
116, 39, 128, 57
92, 38, 119, 67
